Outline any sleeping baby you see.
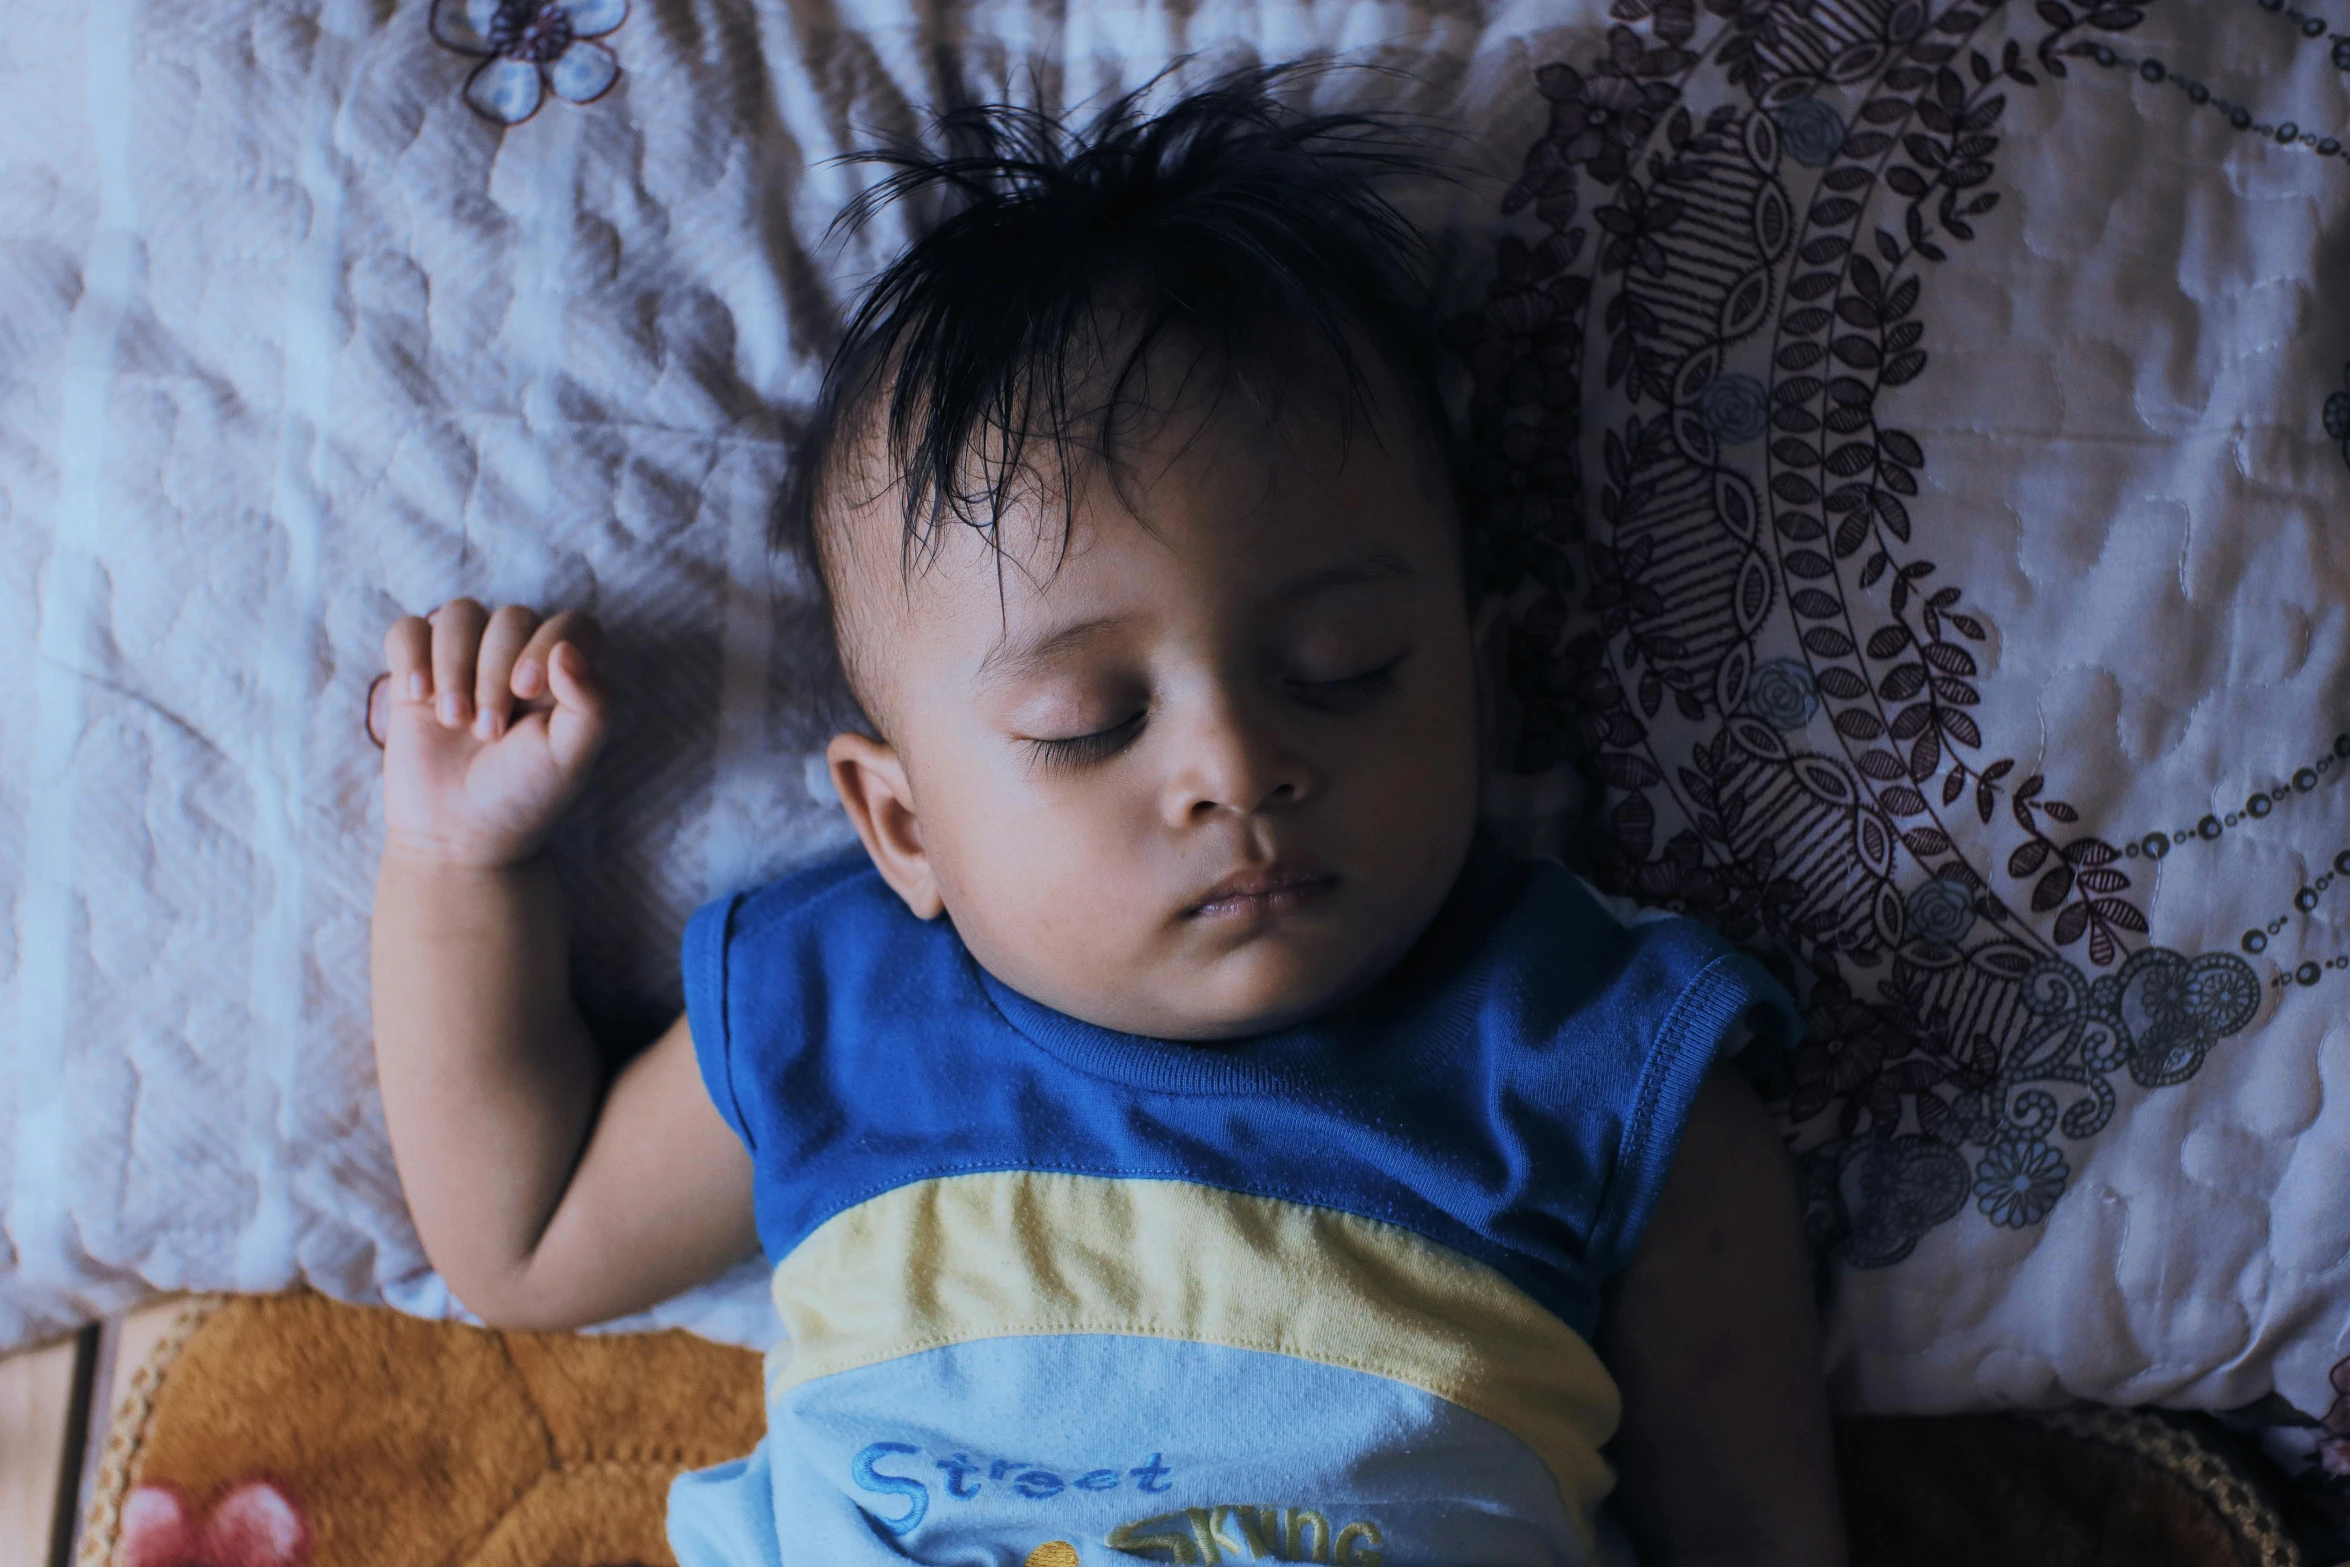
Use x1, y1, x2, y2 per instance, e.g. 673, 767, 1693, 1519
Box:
367, 71, 1847, 1567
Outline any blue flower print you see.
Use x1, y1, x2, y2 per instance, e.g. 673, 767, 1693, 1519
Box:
1905, 875, 1977, 947
1699, 372, 1769, 444
1943, 1090, 1998, 1148
433, 0, 627, 126
1744, 657, 1818, 731
1973, 1137, 2068, 1228
1775, 96, 1848, 168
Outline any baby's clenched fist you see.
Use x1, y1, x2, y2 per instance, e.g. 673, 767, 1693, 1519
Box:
374, 600, 607, 869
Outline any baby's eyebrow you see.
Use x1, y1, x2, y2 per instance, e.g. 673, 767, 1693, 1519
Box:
976, 614, 1132, 685
1276, 549, 1417, 604
974, 551, 1417, 685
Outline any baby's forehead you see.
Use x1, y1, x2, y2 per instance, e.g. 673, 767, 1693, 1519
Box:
835, 364, 1449, 591
848, 407, 1448, 674
812, 335, 1459, 729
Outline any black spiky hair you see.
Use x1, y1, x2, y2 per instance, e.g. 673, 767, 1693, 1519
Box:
779, 64, 1462, 609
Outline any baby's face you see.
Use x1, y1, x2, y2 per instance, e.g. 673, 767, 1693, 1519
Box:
827, 377, 1480, 1041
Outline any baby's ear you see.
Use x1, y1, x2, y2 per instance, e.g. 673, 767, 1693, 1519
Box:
827, 732, 947, 920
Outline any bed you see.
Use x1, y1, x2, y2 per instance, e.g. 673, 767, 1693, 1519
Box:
4, 0, 2350, 1546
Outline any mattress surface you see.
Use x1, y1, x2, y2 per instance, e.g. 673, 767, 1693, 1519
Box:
5, 0, 2350, 1448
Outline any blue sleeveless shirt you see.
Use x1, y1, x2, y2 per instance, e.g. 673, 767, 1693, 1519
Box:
667, 851, 1794, 1567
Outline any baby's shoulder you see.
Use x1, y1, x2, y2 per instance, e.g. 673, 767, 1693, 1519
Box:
723, 853, 892, 935
688, 856, 971, 1037
1425, 853, 1793, 1058
712, 855, 946, 969
1451, 853, 1723, 982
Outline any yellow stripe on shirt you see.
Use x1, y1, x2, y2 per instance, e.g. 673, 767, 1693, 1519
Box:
764, 1170, 1622, 1542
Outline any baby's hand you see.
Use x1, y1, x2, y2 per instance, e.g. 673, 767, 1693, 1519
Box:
374, 600, 608, 869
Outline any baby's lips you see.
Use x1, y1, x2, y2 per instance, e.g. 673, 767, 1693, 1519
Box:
1182, 863, 1338, 917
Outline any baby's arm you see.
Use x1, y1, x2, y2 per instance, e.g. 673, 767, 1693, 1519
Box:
371, 600, 756, 1331
1601, 1067, 1847, 1566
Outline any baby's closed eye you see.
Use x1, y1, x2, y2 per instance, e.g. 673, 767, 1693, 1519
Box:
1023, 712, 1148, 770
1281, 651, 1408, 713
1000, 677, 1154, 770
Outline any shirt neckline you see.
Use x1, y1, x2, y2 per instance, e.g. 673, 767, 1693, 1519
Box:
974, 965, 1335, 1096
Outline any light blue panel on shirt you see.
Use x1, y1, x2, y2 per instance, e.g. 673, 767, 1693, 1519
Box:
672, 1333, 1588, 1567
670, 1443, 788, 1567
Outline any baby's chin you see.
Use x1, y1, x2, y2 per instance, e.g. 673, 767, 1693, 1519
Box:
955, 869, 1456, 1042
1057, 930, 1405, 1042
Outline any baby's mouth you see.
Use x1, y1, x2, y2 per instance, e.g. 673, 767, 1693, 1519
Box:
1182, 865, 1339, 921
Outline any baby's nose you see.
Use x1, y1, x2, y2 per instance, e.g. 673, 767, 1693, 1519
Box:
1160, 698, 1316, 824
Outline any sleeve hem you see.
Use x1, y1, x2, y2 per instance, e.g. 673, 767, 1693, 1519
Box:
682, 892, 755, 1154
1592, 951, 1776, 1275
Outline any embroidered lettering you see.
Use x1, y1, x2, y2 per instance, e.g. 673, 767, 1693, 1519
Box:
1333, 1522, 1383, 1567
1107, 1517, 1202, 1564
1184, 1506, 1246, 1564
1108, 1507, 1385, 1564
1233, 1506, 1283, 1558
937, 1453, 984, 1499
859, 1443, 1172, 1504
849, 1442, 929, 1535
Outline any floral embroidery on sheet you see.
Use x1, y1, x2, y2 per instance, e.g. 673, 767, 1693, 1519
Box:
1452, 0, 2315, 1267
432, 0, 628, 126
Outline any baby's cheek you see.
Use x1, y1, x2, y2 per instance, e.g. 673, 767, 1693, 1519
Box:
1343, 696, 1477, 826
1334, 717, 1479, 911
979, 802, 1156, 950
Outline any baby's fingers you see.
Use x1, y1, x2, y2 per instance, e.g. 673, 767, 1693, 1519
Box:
373, 616, 436, 748
382, 616, 435, 711
512, 610, 596, 700
430, 598, 490, 729
512, 609, 601, 702
542, 640, 608, 774
473, 605, 541, 739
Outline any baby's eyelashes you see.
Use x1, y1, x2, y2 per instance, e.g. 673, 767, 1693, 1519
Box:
1282, 654, 1407, 715
1023, 711, 1148, 772
1001, 678, 1152, 747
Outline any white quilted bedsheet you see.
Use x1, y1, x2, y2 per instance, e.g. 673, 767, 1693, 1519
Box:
0, 0, 1558, 1354
5, 0, 2350, 1437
